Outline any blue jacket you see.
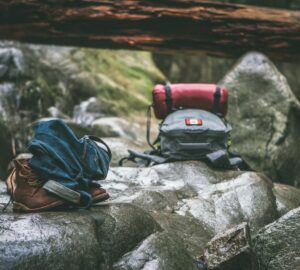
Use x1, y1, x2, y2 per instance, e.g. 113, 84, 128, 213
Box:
28, 119, 111, 207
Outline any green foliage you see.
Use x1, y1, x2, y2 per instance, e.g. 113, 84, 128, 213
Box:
18, 45, 164, 117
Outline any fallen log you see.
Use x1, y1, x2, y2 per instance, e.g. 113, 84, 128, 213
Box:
0, 0, 299, 61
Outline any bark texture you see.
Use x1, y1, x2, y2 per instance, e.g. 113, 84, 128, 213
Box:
0, 0, 300, 60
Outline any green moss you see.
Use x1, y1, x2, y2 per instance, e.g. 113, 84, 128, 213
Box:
69, 48, 165, 115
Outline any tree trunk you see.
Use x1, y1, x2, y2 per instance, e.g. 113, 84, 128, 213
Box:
0, 0, 299, 61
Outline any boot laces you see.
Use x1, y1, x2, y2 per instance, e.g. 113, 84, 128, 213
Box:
19, 163, 44, 187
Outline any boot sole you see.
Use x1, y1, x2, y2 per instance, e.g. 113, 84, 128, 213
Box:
43, 180, 81, 204
43, 180, 110, 204
92, 192, 110, 203
13, 201, 65, 213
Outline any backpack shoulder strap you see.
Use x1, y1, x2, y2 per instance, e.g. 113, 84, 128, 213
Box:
146, 105, 159, 150
119, 149, 168, 167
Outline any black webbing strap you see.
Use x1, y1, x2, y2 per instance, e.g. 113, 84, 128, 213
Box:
119, 149, 168, 167
213, 85, 222, 114
146, 105, 156, 150
164, 84, 173, 114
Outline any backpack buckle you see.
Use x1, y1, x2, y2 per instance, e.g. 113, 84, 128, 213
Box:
185, 118, 203, 126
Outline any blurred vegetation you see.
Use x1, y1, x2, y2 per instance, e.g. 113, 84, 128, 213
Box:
18, 45, 164, 117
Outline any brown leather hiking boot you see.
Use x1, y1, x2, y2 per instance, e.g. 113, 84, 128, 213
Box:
90, 186, 110, 203
6, 159, 65, 212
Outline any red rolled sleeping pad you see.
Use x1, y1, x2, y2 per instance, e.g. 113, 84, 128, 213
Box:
152, 84, 228, 119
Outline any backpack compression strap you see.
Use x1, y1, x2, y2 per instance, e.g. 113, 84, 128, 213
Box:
119, 149, 168, 166
120, 149, 247, 169
164, 83, 173, 115
146, 82, 172, 150
206, 150, 243, 169
213, 85, 222, 114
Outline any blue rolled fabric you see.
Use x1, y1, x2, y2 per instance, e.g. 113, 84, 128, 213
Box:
28, 119, 111, 207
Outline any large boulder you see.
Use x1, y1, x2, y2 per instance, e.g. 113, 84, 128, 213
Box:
222, 52, 300, 187
101, 161, 278, 236
174, 171, 277, 234
0, 204, 162, 270
254, 206, 300, 270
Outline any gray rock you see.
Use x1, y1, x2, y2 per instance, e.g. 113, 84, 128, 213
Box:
89, 204, 160, 268
47, 107, 70, 120
151, 212, 214, 256
91, 117, 139, 140
113, 231, 198, 270
0, 204, 160, 270
0, 64, 8, 78
0, 180, 10, 208
0, 211, 100, 270
273, 183, 300, 216
254, 206, 300, 270
0, 159, 280, 269
0, 83, 18, 123
0, 47, 25, 80
222, 52, 300, 187
73, 97, 104, 126
175, 172, 278, 234
101, 162, 278, 234
204, 222, 258, 270
104, 137, 148, 167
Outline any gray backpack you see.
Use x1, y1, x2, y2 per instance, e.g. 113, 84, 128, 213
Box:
159, 109, 231, 160
120, 109, 244, 169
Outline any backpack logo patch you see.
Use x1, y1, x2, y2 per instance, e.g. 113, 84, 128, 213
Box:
185, 118, 203, 126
